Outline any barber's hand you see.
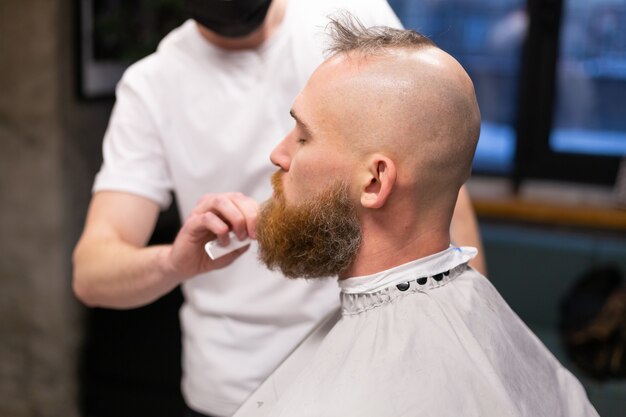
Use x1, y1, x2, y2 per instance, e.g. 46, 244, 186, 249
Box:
163, 192, 259, 282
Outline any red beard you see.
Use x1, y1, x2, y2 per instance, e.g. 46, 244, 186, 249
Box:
256, 171, 362, 279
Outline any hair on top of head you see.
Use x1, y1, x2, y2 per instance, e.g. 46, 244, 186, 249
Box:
325, 12, 435, 57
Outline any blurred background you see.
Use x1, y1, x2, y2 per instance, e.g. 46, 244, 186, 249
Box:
1, 0, 625, 416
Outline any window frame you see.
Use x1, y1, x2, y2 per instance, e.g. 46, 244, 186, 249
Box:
513, 0, 621, 187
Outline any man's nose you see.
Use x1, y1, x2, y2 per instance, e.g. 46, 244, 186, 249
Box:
270, 133, 292, 171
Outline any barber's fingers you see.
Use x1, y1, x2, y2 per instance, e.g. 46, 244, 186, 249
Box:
228, 193, 259, 239
190, 193, 258, 243
182, 210, 229, 244
171, 211, 250, 278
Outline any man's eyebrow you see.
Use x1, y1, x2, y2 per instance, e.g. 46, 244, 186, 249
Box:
290, 109, 314, 137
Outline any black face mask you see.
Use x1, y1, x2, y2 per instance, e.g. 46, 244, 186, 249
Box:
184, 0, 273, 38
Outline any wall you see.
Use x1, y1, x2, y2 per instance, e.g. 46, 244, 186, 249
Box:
483, 222, 626, 417
0, 1, 112, 416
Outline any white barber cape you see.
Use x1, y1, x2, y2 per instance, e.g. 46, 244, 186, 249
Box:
235, 247, 599, 417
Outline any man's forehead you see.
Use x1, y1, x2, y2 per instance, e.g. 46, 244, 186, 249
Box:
290, 78, 353, 147
298, 60, 355, 110
308, 53, 407, 101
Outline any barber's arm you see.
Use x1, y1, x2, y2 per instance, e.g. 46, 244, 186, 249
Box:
451, 185, 487, 275
72, 191, 258, 309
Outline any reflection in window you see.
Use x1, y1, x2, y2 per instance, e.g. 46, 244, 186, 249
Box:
388, 0, 527, 174
551, 0, 626, 157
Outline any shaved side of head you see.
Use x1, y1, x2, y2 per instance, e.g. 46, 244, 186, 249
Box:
318, 16, 481, 210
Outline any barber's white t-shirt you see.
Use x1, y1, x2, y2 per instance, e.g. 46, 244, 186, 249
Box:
93, 0, 401, 415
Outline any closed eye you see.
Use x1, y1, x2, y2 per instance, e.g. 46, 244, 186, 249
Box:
290, 108, 314, 144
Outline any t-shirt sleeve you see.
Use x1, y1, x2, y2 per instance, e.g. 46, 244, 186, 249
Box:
93, 67, 174, 209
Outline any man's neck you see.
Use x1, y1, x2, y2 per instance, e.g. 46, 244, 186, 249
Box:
195, 0, 286, 51
339, 217, 451, 280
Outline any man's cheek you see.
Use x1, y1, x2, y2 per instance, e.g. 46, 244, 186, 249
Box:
281, 178, 303, 205
284, 171, 309, 201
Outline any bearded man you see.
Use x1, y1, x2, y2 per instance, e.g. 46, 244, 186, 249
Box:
250, 17, 599, 417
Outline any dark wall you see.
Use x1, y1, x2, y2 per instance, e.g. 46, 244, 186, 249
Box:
57, 1, 187, 415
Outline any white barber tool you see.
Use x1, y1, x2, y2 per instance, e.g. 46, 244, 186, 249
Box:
204, 231, 252, 260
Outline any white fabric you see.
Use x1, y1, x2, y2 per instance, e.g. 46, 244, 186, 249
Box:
92, 1, 401, 415
264, 248, 600, 417
232, 308, 342, 417
340, 246, 477, 294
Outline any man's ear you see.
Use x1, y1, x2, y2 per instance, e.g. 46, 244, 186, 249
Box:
360, 155, 397, 209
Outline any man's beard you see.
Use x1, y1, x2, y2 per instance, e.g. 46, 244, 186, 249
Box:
256, 172, 362, 279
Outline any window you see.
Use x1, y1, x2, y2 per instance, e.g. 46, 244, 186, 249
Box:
551, 0, 626, 158
389, 0, 624, 185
